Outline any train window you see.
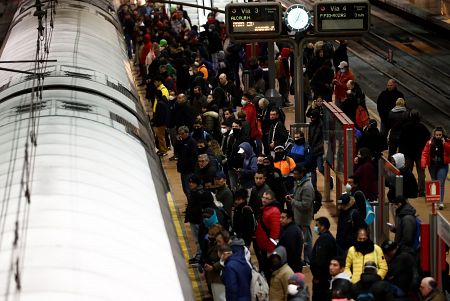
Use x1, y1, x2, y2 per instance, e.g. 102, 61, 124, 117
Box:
15, 102, 47, 114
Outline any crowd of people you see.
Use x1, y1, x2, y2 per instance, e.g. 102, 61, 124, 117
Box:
117, 1, 450, 300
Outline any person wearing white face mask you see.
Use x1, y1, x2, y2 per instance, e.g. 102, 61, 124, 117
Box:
332, 61, 354, 109
287, 272, 309, 300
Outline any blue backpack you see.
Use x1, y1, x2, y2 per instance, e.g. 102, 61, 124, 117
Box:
365, 198, 375, 225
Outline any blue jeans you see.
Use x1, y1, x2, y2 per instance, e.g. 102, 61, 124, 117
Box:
124, 33, 133, 59
429, 164, 448, 203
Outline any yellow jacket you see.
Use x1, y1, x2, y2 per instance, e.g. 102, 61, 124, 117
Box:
345, 244, 388, 283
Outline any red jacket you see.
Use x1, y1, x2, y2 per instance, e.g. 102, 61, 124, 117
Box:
333, 69, 354, 100
139, 34, 153, 65
421, 137, 450, 168
255, 203, 281, 252
242, 102, 261, 140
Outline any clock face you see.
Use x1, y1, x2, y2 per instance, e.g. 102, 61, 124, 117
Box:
285, 5, 311, 32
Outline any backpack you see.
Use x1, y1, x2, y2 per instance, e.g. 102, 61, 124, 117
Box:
355, 105, 369, 129
364, 198, 375, 225
313, 190, 322, 214
250, 267, 269, 301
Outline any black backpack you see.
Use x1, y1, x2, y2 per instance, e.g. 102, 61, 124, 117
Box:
313, 190, 322, 214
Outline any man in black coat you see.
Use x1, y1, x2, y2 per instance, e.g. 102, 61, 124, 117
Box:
232, 189, 255, 247
381, 240, 417, 295
185, 174, 215, 264
268, 108, 289, 151
176, 126, 198, 198
310, 217, 337, 301
398, 110, 431, 196
278, 209, 304, 273
388, 196, 418, 256
376, 79, 404, 138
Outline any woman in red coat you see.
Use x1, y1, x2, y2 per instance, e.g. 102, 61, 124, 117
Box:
421, 127, 450, 209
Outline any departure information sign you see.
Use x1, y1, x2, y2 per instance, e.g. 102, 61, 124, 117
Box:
314, 1, 370, 34
225, 2, 282, 38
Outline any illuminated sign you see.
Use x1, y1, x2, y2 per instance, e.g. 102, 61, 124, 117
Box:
314, 1, 370, 34
225, 3, 282, 38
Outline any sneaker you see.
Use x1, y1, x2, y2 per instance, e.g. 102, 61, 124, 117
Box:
169, 156, 178, 161
439, 203, 444, 210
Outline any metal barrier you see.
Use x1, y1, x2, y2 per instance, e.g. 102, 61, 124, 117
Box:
322, 101, 355, 202
375, 156, 402, 244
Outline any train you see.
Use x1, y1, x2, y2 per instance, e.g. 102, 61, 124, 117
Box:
0, 0, 194, 299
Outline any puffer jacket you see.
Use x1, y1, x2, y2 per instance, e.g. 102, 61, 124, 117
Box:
255, 202, 281, 253
269, 246, 294, 301
421, 137, 450, 168
345, 244, 388, 283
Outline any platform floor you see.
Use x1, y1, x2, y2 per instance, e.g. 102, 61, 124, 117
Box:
133, 65, 450, 300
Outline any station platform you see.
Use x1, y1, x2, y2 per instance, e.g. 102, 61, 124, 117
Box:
132, 65, 449, 300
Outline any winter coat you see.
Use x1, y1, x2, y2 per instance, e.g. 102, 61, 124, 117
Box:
388, 153, 418, 200
345, 244, 388, 283
353, 158, 378, 201
421, 137, 450, 168
291, 176, 314, 227
376, 88, 404, 124
387, 106, 409, 141
393, 203, 417, 254
278, 222, 304, 272
242, 102, 261, 140
255, 202, 281, 252
232, 202, 255, 247
152, 98, 169, 127
269, 246, 294, 301
249, 183, 271, 219
172, 102, 195, 130
358, 127, 387, 158
268, 120, 289, 148
194, 162, 217, 186
226, 131, 249, 169
310, 231, 337, 280
216, 185, 233, 217
238, 142, 257, 189
223, 248, 252, 301
336, 199, 366, 252
333, 69, 354, 100
352, 272, 383, 299
385, 250, 416, 293
176, 136, 197, 173
399, 119, 430, 161
186, 186, 215, 224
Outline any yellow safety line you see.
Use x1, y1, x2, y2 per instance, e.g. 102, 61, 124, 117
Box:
166, 192, 203, 301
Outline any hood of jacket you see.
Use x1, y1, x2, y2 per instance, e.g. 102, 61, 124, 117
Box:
271, 245, 287, 265
396, 203, 417, 217
391, 153, 405, 169
391, 106, 407, 113
239, 142, 255, 158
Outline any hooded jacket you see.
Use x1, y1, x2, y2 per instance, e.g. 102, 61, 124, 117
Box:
393, 203, 417, 254
269, 246, 294, 301
223, 245, 252, 301
388, 153, 418, 200
238, 142, 257, 188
